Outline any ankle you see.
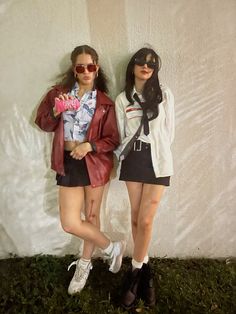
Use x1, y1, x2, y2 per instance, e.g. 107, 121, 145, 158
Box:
143, 255, 149, 264
103, 241, 113, 256
79, 258, 91, 268
132, 258, 143, 270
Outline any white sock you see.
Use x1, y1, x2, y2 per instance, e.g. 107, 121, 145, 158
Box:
132, 258, 143, 270
79, 258, 91, 268
143, 255, 149, 264
103, 241, 113, 255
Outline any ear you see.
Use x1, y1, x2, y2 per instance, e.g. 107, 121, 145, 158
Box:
73, 66, 77, 78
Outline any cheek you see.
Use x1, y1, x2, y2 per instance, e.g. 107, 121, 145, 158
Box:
149, 70, 154, 77
134, 66, 140, 77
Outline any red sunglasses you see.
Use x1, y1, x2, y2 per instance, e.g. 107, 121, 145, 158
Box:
75, 63, 97, 74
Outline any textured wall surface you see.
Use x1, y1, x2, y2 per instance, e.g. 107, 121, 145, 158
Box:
0, 0, 235, 259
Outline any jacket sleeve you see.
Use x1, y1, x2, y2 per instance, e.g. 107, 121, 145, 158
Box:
35, 88, 61, 132
164, 87, 175, 144
93, 104, 120, 153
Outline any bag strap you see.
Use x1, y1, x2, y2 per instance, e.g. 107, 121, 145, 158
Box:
119, 94, 145, 161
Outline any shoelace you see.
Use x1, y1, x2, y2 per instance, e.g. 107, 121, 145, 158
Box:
67, 260, 92, 281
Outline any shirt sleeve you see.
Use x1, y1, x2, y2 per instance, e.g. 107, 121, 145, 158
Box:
164, 87, 175, 144
114, 94, 126, 156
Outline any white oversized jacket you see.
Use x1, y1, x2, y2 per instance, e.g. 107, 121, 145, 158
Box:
115, 85, 175, 177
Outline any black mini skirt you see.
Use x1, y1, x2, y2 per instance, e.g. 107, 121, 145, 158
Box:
119, 140, 170, 186
56, 151, 91, 187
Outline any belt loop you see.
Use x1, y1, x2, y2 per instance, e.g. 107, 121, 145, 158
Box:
134, 140, 142, 151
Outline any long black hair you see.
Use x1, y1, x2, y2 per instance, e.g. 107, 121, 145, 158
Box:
125, 47, 162, 119
59, 45, 108, 93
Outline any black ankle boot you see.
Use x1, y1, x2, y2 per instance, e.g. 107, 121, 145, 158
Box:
120, 268, 142, 309
139, 263, 156, 307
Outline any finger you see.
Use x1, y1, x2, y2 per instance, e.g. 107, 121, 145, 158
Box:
70, 151, 76, 158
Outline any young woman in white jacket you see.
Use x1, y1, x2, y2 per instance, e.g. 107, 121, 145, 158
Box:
115, 47, 175, 309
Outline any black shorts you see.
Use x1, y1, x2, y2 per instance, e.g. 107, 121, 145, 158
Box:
119, 140, 170, 186
56, 151, 91, 187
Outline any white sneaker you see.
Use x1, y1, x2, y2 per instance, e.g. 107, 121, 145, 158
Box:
67, 259, 92, 295
108, 240, 126, 274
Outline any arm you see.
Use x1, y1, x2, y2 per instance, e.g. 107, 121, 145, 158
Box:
164, 87, 175, 144
35, 88, 61, 132
113, 94, 126, 157
115, 94, 126, 144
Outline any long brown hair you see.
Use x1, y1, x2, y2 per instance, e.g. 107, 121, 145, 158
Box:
59, 45, 108, 93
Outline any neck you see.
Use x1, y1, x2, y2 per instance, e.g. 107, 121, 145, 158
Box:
134, 78, 145, 94
77, 83, 93, 98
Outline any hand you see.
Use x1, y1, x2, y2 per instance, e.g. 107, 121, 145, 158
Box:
53, 94, 79, 116
70, 142, 93, 160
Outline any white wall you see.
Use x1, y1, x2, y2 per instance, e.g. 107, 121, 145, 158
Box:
0, 0, 235, 259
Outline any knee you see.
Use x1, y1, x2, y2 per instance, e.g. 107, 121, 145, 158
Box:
61, 223, 74, 234
131, 216, 138, 229
131, 218, 138, 229
148, 198, 160, 208
61, 220, 82, 235
131, 209, 139, 229
139, 217, 154, 232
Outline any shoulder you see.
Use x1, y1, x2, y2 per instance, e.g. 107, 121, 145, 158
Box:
160, 84, 171, 95
115, 91, 126, 101
115, 91, 129, 107
161, 84, 174, 100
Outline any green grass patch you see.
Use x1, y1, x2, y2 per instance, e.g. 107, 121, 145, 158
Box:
0, 256, 235, 313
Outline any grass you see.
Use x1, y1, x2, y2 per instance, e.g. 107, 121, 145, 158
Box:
0, 255, 235, 314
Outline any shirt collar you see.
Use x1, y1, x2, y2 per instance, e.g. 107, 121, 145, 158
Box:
132, 87, 144, 102
71, 82, 97, 99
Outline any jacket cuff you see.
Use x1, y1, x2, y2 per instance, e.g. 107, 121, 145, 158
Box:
90, 142, 97, 152
50, 107, 60, 121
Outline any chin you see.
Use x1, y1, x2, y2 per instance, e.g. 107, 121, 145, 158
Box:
82, 80, 93, 85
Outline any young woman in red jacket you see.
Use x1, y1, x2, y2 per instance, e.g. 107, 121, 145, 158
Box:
35, 45, 126, 295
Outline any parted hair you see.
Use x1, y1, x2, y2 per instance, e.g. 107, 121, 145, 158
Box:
59, 45, 108, 93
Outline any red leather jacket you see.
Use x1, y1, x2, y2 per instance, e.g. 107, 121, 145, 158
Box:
35, 85, 119, 187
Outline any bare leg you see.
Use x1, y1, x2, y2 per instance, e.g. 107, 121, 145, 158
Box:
81, 185, 104, 259
133, 184, 165, 262
125, 181, 143, 241
59, 186, 110, 249
126, 182, 165, 262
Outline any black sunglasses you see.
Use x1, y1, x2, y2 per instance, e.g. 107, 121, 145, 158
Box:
75, 63, 97, 74
134, 58, 156, 69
